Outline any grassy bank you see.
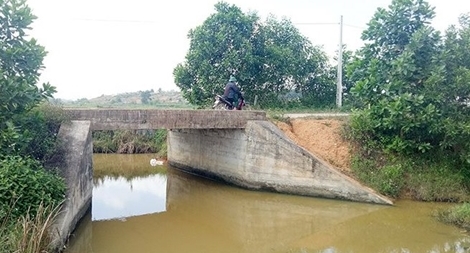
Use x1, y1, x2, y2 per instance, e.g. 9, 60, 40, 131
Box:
0, 203, 62, 253
92, 129, 168, 157
435, 203, 470, 231
347, 147, 470, 202
343, 122, 470, 202
340, 119, 470, 231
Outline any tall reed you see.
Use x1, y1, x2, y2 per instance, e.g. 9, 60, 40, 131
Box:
0, 202, 63, 253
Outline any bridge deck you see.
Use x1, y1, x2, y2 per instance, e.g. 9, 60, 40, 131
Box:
64, 108, 267, 130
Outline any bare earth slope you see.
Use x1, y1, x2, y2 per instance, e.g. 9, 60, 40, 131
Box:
275, 118, 351, 173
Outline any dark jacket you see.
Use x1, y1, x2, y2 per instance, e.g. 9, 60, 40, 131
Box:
223, 81, 242, 100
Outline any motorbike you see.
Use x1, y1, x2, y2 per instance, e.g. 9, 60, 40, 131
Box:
212, 95, 245, 110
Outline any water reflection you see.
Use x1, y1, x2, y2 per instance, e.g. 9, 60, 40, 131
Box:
92, 174, 167, 221
66, 165, 470, 253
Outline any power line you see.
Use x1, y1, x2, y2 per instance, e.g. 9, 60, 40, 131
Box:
344, 23, 366, 30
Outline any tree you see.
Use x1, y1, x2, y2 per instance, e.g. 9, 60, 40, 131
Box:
173, 1, 331, 108
348, 0, 443, 154
140, 90, 152, 104
297, 55, 335, 108
436, 14, 470, 162
0, 0, 56, 156
349, 0, 470, 162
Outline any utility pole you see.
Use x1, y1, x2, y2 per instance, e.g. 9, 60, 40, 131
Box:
336, 15, 343, 108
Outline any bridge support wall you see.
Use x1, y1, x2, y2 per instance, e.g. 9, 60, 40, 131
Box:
47, 121, 93, 250
168, 120, 392, 205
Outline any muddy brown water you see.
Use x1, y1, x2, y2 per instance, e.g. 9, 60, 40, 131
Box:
64, 154, 470, 253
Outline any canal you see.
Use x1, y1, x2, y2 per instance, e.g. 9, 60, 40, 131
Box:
65, 154, 470, 253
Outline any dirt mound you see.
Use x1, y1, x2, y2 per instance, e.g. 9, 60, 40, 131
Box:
275, 118, 351, 172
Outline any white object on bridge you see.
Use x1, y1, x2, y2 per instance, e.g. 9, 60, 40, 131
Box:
150, 158, 164, 166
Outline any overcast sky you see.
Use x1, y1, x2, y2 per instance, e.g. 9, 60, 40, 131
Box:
25, 0, 469, 100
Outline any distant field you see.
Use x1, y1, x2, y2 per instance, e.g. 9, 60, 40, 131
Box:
55, 90, 195, 109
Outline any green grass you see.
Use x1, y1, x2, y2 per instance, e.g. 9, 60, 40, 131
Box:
349, 147, 470, 202
435, 203, 470, 231
0, 202, 62, 253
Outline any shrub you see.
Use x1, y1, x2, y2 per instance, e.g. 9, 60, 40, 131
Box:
0, 102, 68, 163
18, 103, 69, 162
92, 129, 168, 156
0, 156, 66, 220
350, 155, 405, 198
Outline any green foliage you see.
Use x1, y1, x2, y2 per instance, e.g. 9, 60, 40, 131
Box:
349, 0, 439, 154
347, 0, 470, 162
348, 127, 470, 201
407, 168, 468, 202
436, 203, 470, 231
0, 0, 56, 125
140, 90, 152, 104
0, 0, 59, 163
298, 62, 336, 108
0, 4, 65, 249
351, 155, 405, 197
376, 164, 405, 197
22, 103, 66, 161
347, 0, 470, 206
153, 129, 167, 157
0, 156, 66, 220
92, 130, 118, 153
0, 102, 68, 164
436, 14, 470, 163
174, 1, 332, 109
93, 129, 168, 156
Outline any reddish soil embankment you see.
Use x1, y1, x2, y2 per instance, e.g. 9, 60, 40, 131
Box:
275, 118, 351, 173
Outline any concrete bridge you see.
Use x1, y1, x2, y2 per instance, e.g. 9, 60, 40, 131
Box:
50, 108, 392, 250
64, 108, 267, 130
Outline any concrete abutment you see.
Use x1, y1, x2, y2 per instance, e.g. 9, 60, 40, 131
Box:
168, 120, 392, 205
47, 121, 93, 251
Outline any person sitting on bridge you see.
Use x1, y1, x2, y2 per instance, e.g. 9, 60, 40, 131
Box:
222, 75, 244, 110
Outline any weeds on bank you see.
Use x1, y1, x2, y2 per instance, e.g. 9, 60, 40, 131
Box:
435, 203, 470, 231
0, 202, 62, 253
350, 152, 470, 201
342, 116, 470, 202
93, 129, 168, 156
341, 112, 470, 231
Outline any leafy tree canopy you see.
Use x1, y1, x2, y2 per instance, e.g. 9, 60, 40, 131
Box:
347, 0, 470, 163
173, 1, 333, 108
0, 0, 56, 157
